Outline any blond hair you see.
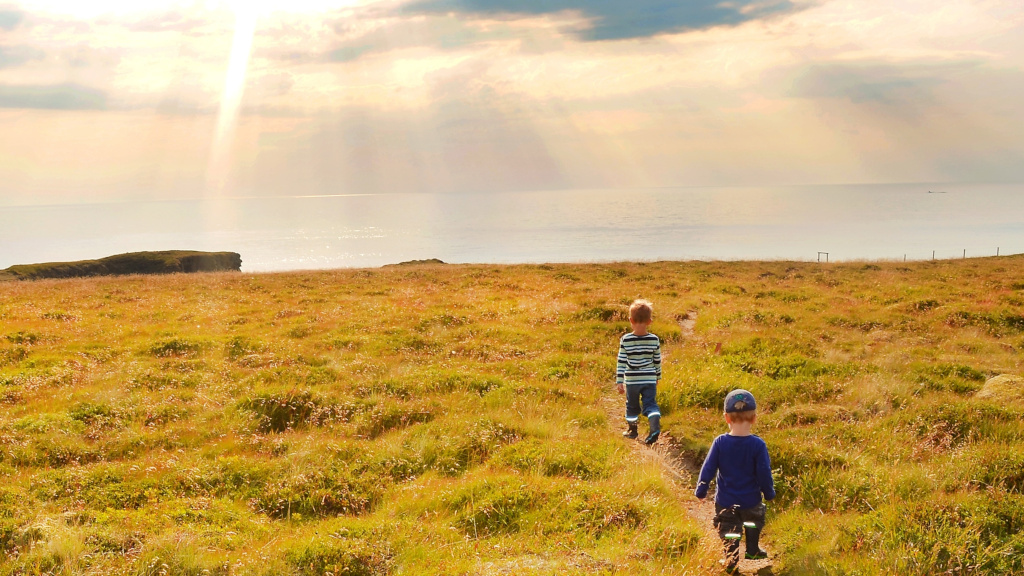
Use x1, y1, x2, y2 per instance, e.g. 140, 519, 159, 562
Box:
725, 410, 757, 423
629, 299, 653, 323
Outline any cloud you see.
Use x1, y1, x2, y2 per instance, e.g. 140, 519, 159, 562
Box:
788, 62, 957, 105
403, 0, 802, 40
0, 46, 44, 69
121, 9, 212, 33
0, 8, 23, 30
0, 83, 107, 110
322, 14, 520, 63
327, 44, 374, 63
779, 59, 1024, 182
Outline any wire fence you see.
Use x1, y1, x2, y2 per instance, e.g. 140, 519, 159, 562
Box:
814, 247, 1016, 263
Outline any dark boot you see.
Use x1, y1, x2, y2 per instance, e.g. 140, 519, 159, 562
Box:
714, 505, 742, 572
644, 414, 660, 445
622, 421, 638, 439
722, 532, 742, 572
744, 522, 768, 559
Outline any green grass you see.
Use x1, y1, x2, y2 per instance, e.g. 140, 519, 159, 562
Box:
0, 256, 1022, 574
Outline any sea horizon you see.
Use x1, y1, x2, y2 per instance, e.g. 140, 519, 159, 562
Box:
3, 182, 1022, 273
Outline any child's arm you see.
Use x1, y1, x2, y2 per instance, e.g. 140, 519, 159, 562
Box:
615, 337, 627, 393
654, 339, 662, 381
694, 437, 720, 500
756, 442, 776, 501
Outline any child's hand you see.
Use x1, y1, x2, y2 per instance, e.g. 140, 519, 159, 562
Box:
616, 383, 624, 394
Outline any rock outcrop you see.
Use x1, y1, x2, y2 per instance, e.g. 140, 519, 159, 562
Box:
2, 251, 242, 280
975, 374, 1024, 404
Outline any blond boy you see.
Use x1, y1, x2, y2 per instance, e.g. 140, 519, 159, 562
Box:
695, 389, 775, 573
615, 299, 662, 445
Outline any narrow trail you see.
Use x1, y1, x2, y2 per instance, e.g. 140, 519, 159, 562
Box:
607, 310, 774, 575
635, 431, 773, 575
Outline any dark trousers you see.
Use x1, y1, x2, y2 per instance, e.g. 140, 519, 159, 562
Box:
624, 383, 660, 422
714, 503, 766, 566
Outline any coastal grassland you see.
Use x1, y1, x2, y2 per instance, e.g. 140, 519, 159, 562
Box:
0, 264, 712, 576
0, 257, 1022, 575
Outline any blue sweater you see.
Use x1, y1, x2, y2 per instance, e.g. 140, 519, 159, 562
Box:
694, 434, 776, 508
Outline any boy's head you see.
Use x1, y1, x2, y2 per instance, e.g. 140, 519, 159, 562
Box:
629, 299, 653, 325
724, 389, 757, 423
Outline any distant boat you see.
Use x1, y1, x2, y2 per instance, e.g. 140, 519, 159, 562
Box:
927, 190, 948, 194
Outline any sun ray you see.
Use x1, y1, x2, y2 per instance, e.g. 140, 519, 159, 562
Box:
206, 4, 260, 196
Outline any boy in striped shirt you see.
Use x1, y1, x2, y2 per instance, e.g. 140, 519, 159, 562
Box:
616, 299, 662, 445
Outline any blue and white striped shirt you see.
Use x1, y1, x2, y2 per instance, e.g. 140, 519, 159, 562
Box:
616, 332, 662, 385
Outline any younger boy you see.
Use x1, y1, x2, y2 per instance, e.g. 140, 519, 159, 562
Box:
615, 299, 662, 445
695, 389, 775, 573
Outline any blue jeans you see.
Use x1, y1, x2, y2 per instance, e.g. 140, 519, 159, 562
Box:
624, 383, 660, 422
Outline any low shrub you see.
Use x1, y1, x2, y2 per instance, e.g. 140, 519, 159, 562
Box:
545, 354, 581, 380
409, 419, 521, 477
658, 376, 736, 411
239, 391, 355, 433
68, 402, 127, 428
758, 378, 848, 406
5, 331, 41, 345
388, 332, 440, 354
770, 404, 852, 427
912, 362, 987, 395
0, 346, 28, 366
254, 466, 382, 519
648, 524, 703, 558
834, 493, 1024, 575
496, 437, 614, 480
15, 436, 100, 467
148, 337, 207, 358
542, 485, 646, 537
909, 402, 1017, 449
445, 478, 538, 536
136, 543, 230, 576
286, 536, 393, 576
946, 310, 1024, 336
910, 299, 941, 312
355, 403, 434, 439
960, 443, 1024, 493
225, 335, 268, 359
419, 370, 504, 395
573, 305, 624, 322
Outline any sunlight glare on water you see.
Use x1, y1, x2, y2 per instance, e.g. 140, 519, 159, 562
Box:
1, 183, 1022, 272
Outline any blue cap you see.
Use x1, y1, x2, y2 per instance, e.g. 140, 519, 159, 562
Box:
724, 389, 756, 413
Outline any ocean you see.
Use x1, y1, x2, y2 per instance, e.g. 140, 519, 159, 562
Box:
2, 183, 1022, 272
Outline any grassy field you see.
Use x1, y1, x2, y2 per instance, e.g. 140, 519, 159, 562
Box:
0, 257, 1022, 575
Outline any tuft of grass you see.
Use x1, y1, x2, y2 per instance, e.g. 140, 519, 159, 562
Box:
286, 535, 393, 576
148, 337, 208, 358
239, 390, 355, 433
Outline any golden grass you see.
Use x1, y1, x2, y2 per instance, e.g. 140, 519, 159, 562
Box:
0, 256, 1022, 575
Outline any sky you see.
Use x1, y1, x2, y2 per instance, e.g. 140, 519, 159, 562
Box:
1, 0, 1023, 205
